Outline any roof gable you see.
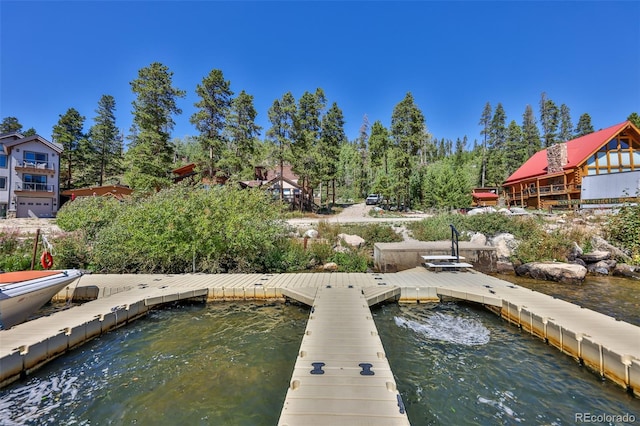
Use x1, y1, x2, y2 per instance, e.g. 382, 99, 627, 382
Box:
1, 134, 63, 154
504, 121, 631, 185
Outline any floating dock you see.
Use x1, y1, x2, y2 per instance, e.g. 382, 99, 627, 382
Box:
278, 285, 409, 425
0, 267, 638, 423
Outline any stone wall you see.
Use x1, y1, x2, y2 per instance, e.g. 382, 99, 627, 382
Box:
547, 143, 568, 174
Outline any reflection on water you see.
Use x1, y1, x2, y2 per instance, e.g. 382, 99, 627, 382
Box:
1, 275, 640, 425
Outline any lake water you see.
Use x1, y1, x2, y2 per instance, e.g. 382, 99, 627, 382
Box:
1, 275, 639, 425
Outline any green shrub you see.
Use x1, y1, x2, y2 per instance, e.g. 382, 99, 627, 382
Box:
341, 223, 403, 248
513, 228, 574, 263
605, 203, 640, 263
56, 196, 123, 241
0, 229, 34, 272
90, 185, 289, 273
50, 231, 92, 270
406, 213, 466, 241
329, 250, 370, 272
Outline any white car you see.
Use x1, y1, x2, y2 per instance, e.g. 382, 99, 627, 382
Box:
365, 194, 381, 205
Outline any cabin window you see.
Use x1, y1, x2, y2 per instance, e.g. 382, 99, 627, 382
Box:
0, 176, 6, 190
0, 153, 6, 168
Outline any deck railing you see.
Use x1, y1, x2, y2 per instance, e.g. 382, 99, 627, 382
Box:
15, 182, 54, 192
16, 161, 54, 171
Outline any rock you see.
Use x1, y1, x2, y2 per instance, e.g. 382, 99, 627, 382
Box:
590, 236, 632, 262
515, 262, 587, 284
613, 264, 640, 279
303, 229, 319, 239
469, 232, 487, 246
569, 258, 587, 268
567, 242, 583, 262
496, 261, 515, 274
509, 207, 529, 215
467, 207, 497, 216
337, 233, 365, 248
587, 259, 616, 275
578, 250, 610, 262
322, 262, 338, 271
488, 233, 518, 261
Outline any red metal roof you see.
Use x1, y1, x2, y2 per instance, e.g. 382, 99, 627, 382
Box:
504, 121, 631, 185
472, 192, 499, 199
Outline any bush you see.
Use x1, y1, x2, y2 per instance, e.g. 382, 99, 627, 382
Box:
406, 213, 467, 241
0, 229, 35, 272
90, 185, 289, 273
329, 250, 370, 272
605, 203, 640, 263
56, 196, 123, 241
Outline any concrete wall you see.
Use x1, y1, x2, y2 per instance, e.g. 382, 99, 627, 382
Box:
373, 241, 497, 273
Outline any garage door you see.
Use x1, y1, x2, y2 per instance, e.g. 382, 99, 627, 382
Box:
16, 197, 54, 218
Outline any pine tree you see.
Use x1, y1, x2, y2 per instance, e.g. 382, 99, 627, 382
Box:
390, 92, 428, 208
478, 102, 492, 187
190, 69, 233, 176
1, 117, 22, 133
222, 90, 261, 178
627, 112, 640, 129
559, 104, 573, 142
486, 103, 507, 186
266, 92, 297, 202
356, 115, 370, 198
521, 104, 541, 157
88, 95, 122, 186
293, 89, 326, 209
504, 120, 525, 178
368, 120, 390, 174
319, 102, 346, 205
539, 92, 559, 147
575, 113, 595, 137
52, 108, 85, 190
126, 62, 185, 191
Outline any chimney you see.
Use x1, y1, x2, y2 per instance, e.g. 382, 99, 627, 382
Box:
547, 143, 568, 174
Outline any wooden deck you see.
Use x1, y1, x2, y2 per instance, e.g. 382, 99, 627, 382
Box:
1, 267, 639, 419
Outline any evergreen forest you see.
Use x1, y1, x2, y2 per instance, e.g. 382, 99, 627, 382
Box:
2, 62, 640, 211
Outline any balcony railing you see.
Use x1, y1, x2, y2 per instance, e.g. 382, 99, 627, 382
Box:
509, 183, 581, 200
15, 182, 54, 192
15, 161, 55, 171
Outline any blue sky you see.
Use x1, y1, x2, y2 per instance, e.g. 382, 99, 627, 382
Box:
1, 1, 639, 148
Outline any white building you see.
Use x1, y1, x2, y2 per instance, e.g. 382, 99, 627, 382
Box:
0, 132, 63, 218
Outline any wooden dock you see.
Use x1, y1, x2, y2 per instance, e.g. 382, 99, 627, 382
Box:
1, 267, 639, 421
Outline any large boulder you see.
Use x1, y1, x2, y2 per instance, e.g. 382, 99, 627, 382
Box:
469, 232, 487, 246
303, 229, 319, 239
515, 262, 587, 284
337, 233, 365, 248
322, 262, 338, 271
586, 259, 617, 275
467, 207, 497, 216
590, 236, 632, 262
578, 250, 610, 263
613, 264, 640, 280
488, 233, 518, 261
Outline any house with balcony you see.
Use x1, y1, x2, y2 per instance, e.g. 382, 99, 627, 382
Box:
503, 120, 640, 210
0, 132, 63, 218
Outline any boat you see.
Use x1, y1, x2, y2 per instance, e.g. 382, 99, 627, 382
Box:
0, 269, 83, 329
